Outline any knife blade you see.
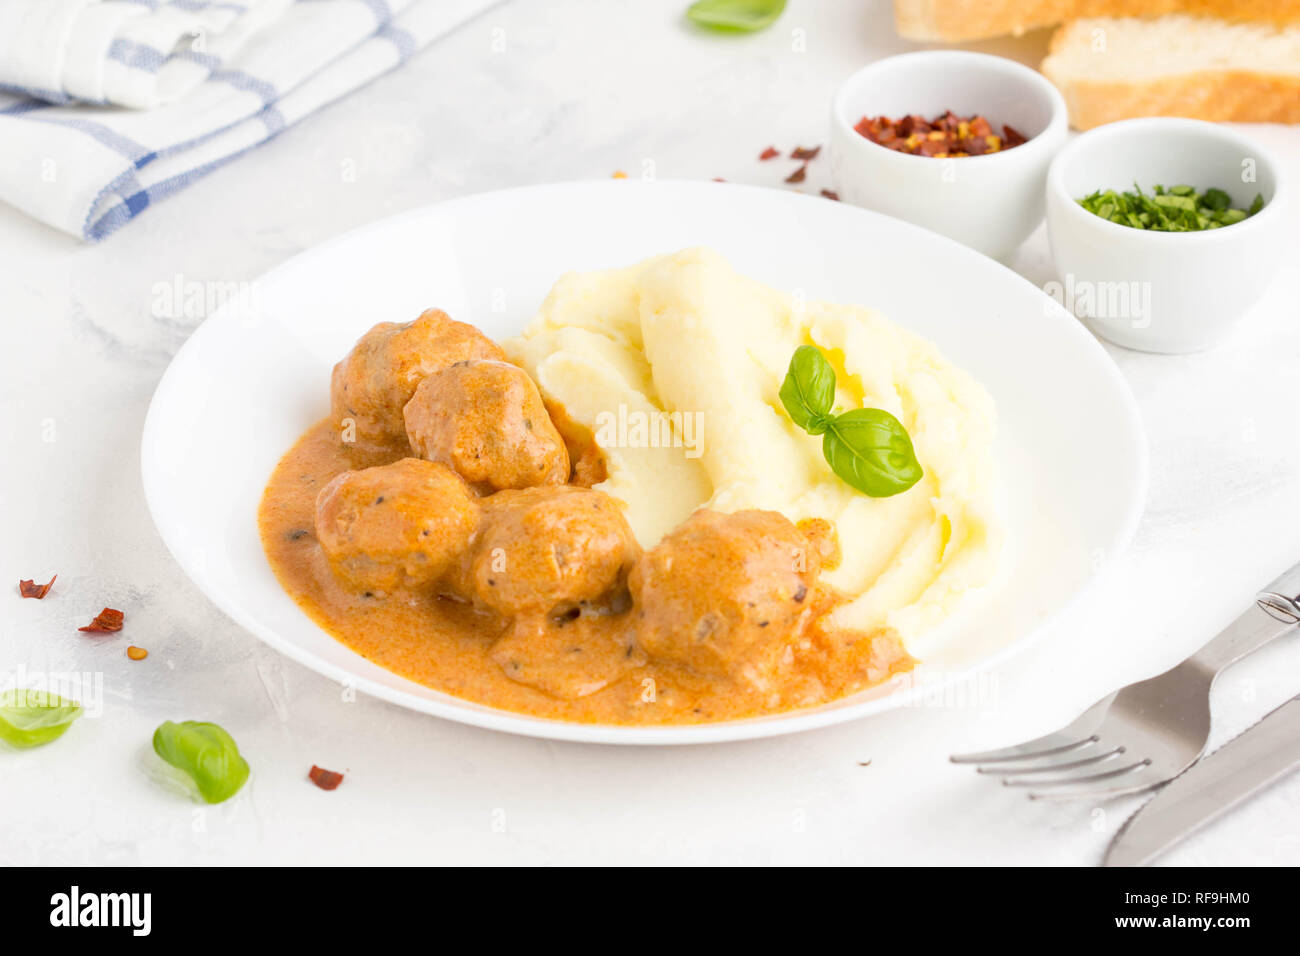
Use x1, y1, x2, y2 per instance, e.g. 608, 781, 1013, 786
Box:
1104, 694, 1300, 867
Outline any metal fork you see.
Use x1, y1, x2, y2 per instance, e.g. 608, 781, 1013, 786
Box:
952, 560, 1300, 801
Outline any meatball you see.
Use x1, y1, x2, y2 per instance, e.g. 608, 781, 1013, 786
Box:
330, 309, 505, 449
404, 359, 569, 492
315, 458, 478, 594
460, 486, 640, 618
628, 509, 819, 688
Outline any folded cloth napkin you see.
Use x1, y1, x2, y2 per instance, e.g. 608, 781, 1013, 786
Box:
0, 0, 496, 241
0, 0, 297, 108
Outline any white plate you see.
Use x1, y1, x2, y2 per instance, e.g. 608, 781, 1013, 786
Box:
141, 180, 1147, 745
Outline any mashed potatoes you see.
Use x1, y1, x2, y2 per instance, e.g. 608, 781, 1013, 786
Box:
505, 248, 1000, 651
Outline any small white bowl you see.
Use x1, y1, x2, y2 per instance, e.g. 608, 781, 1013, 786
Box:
1046, 118, 1288, 353
830, 51, 1068, 260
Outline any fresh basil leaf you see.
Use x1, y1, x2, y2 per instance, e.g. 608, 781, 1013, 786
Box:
779, 345, 836, 435
686, 0, 786, 32
822, 408, 923, 498
0, 689, 82, 749
152, 720, 249, 804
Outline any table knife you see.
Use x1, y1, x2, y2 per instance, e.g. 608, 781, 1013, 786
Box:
1104, 693, 1300, 866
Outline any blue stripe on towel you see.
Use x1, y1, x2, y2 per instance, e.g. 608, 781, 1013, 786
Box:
108, 38, 167, 73
209, 69, 278, 105
82, 167, 149, 240
365, 0, 395, 25
377, 24, 417, 61
177, 50, 222, 70
179, 50, 279, 104
0, 83, 75, 105
0, 98, 48, 116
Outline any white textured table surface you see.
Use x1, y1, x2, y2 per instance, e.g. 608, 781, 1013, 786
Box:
3, 0, 1299, 866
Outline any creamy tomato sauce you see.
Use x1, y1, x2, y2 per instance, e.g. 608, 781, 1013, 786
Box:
259, 419, 912, 725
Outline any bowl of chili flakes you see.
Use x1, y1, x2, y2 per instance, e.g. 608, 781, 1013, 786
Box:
829, 51, 1067, 261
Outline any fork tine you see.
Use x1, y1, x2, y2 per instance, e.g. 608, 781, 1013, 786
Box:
950, 698, 1111, 764
975, 745, 1124, 776
1027, 767, 1166, 802
950, 732, 1097, 765
1001, 758, 1151, 790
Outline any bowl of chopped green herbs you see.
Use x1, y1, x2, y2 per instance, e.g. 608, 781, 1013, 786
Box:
1046, 118, 1287, 353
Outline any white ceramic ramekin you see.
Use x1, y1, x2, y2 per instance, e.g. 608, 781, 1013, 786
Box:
1046, 118, 1288, 353
830, 51, 1068, 261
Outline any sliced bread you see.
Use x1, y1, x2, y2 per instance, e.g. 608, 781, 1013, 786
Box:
894, 0, 1300, 43
1041, 15, 1300, 128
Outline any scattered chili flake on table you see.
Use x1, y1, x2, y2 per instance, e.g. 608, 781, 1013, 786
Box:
127, 645, 148, 661
18, 575, 56, 599
821, 189, 839, 201
611, 170, 628, 179
791, 145, 821, 161
758, 146, 780, 160
785, 164, 807, 184
79, 607, 124, 633
853, 112, 1028, 157
309, 765, 344, 790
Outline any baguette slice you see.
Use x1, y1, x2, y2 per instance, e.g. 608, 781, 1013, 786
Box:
894, 0, 1300, 43
1042, 15, 1300, 128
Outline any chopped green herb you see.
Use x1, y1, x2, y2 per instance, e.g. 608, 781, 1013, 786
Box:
1201, 188, 1231, 212
1077, 183, 1264, 232
0, 689, 82, 748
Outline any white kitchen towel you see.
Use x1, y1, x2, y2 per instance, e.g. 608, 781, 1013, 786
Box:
0, 0, 497, 241
0, 0, 297, 109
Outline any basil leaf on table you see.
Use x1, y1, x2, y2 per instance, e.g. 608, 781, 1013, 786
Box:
152, 720, 249, 804
0, 689, 82, 748
779, 347, 923, 498
779, 344, 836, 434
823, 408, 924, 498
686, 0, 787, 32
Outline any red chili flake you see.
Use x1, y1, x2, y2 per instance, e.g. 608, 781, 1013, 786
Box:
79, 607, 124, 633
790, 145, 821, 161
19, 575, 56, 599
897, 114, 930, 137
712, 177, 726, 182
1002, 124, 1028, 148
309, 765, 344, 791
785, 164, 807, 184
758, 146, 780, 160
821, 189, 840, 201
